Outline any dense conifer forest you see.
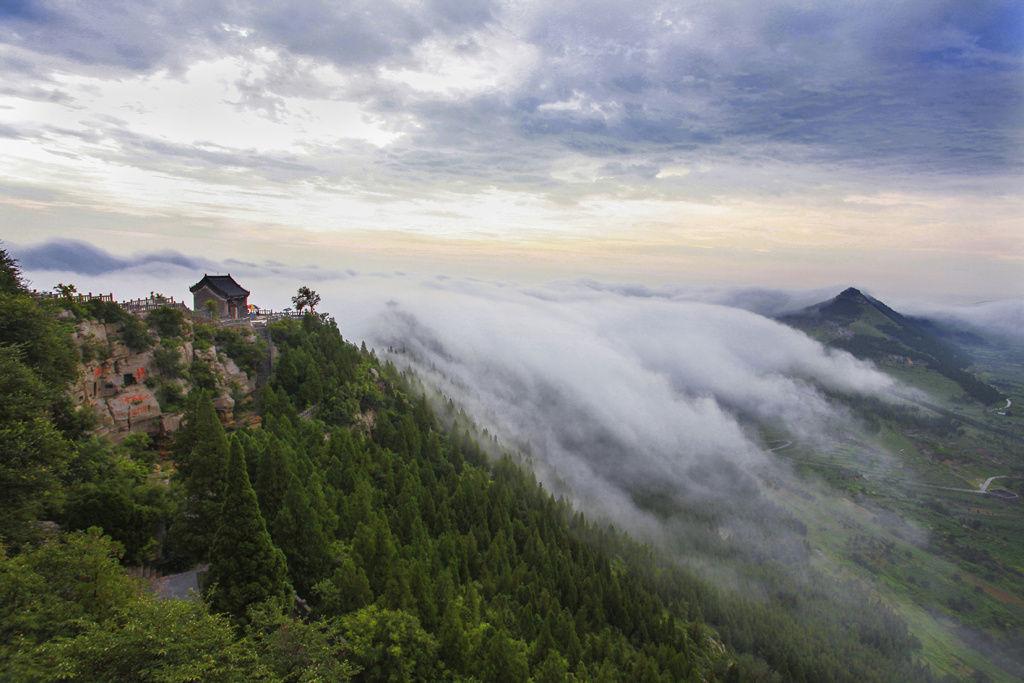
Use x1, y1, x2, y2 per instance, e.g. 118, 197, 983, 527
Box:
0, 249, 946, 681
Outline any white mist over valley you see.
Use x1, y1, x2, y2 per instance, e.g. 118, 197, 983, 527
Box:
335, 277, 898, 537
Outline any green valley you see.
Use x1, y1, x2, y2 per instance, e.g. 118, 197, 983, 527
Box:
772, 287, 1024, 681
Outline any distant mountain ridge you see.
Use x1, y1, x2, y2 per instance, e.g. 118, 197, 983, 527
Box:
780, 287, 1004, 404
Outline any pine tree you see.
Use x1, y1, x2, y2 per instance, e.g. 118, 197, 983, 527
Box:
206, 435, 289, 625
0, 346, 72, 545
270, 472, 333, 599
0, 245, 27, 295
307, 472, 338, 537
533, 650, 571, 683
472, 625, 529, 683
257, 383, 281, 420
316, 554, 373, 615
438, 598, 470, 676
272, 348, 299, 397
170, 390, 229, 562
301, 358, 324, 408
254, 433, 293, 521
173, 390, 229, 485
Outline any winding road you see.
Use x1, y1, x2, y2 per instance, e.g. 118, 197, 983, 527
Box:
979, 475, 1007, 492
764, 441, 1016, 497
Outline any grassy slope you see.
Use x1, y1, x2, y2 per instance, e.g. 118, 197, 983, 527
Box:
771, 299, 1024, 681
766, 428, 1023, 680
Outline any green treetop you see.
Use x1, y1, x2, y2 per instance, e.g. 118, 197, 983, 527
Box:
0, 289, 78, 392
270, 471, 333, 600
253, 432, 294, 521
205, 435, 290, 626
0, 245, 26, 295
170, 390, 230, 563
0, 338, 73, 546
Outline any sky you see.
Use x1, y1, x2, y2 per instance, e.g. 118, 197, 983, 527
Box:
1, 0, 1022, 305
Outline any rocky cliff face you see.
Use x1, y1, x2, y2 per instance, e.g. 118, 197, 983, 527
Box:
67, 315, 260, 443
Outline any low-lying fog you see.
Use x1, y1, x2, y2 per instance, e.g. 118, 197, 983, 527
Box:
335, 276, 896, 539
24, 240, 1005, 548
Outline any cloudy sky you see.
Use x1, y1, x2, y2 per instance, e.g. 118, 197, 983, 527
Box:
1, 0, 1022, 303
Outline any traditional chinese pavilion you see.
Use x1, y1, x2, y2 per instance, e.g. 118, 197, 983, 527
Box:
190, 274, 250, 319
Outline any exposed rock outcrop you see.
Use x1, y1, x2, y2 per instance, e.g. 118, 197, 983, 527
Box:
68, 314, 262, 442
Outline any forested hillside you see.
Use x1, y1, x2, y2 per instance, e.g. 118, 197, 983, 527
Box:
1, 250, 943, 681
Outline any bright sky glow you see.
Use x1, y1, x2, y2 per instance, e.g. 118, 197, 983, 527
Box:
0, 0, 1020, 303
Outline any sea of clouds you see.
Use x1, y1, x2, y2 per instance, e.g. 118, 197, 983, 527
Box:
331, 276, 896, 536
21, 239, 1014, 541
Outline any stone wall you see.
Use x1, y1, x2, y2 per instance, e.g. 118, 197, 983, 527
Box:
192, 286, 228, 318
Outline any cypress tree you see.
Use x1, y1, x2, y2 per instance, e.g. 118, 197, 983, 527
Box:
270, 472, 333, 599
206, 435, 289, 625
300, 358, 324, 408
254, 433, 293, 521
307, 472, 338, 537
237, 429, 261, 484
472, 625, 529, 683
260, 383, 300, 426
173, 389, 224, 468
272, 348, 299, 397
257, 383, 281, 420
317, 555, 373, 615
438, 599, 470, 676
171, 389, 229, 562
0, 246, 27, 294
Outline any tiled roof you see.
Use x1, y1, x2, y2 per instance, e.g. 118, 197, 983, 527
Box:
190, 274, 249, 299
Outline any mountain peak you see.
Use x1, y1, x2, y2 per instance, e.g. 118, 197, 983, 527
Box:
780, 285, 1003, 404
836, 287, 868, 302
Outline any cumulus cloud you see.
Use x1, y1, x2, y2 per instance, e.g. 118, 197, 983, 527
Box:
1, 1, 1020, 302
2, 0, 1019, 187
344, 276, 894, 536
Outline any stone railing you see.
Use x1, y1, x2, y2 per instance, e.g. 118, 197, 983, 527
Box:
298, 403, 320, 420
30, 290, 192, 315
32, 289, 313, 328
30, 290, 115, 303
121, 297, 189, 314
250, 310, 306, 326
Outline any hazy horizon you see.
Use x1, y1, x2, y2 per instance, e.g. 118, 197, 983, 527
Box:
1, 0, 1021, 302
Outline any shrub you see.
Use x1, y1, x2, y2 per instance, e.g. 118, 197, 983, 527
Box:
79, 337, 109, 363
156, 383, 186, 412
193, 323, 214, 350
229, 382, 248, 409
120, 315, 154, 352
119, 432, 157, 466
82, 299, 131, 324
153, 344, 184, 378
146, 306, 185, 338
189, 359, 218, 390
212, 326, 264, 376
